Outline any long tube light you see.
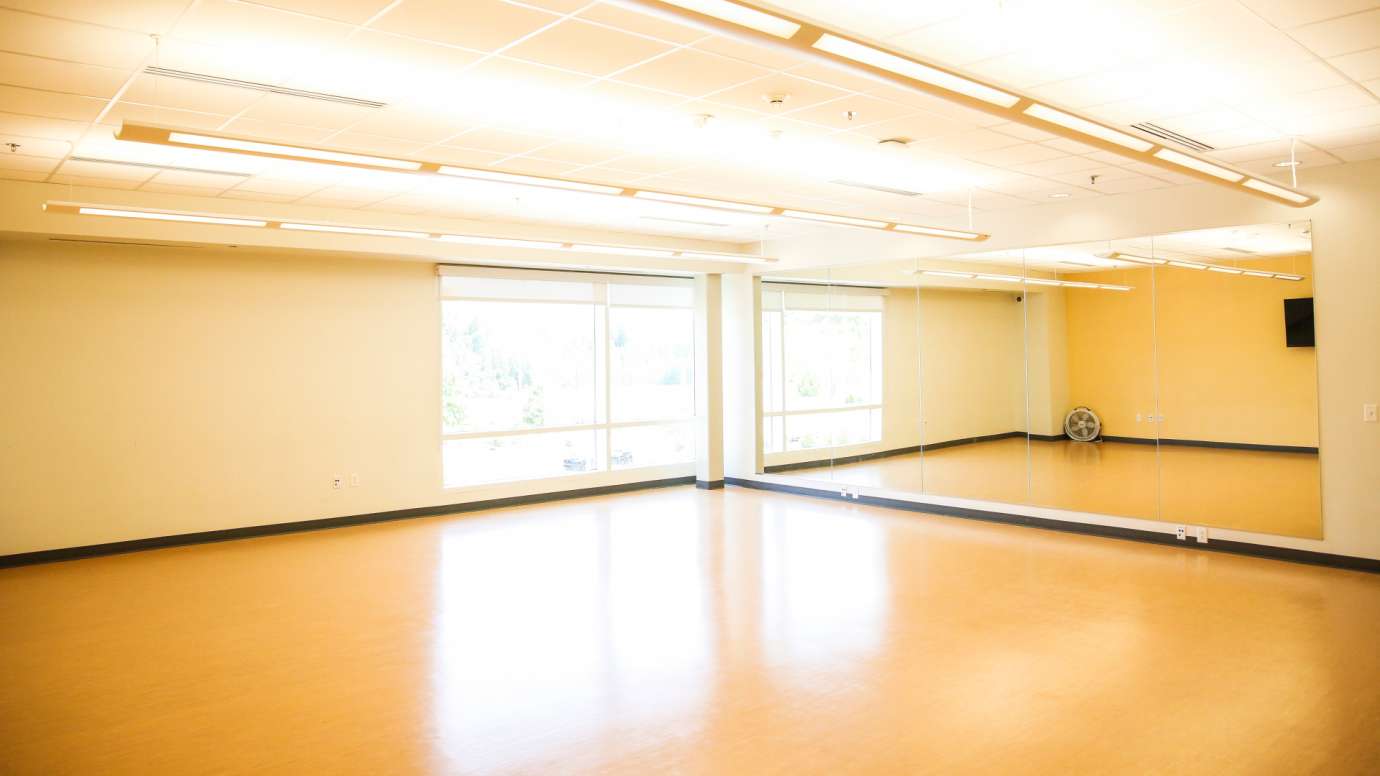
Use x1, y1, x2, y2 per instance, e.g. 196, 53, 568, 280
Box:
168, 131, 421, 171
911, 268, 1130, 291
116, 123, 989, 241
1023, 104, 1154, 152
44, 201, 774, 263
75, 206, 267, 227
812, 34, 1020, 108
1167, 260, 1209, 270
656, 0, 800, 38
613, 0, 1316, 207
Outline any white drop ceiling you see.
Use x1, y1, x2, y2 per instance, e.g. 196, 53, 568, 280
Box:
0, 0, 1375, 244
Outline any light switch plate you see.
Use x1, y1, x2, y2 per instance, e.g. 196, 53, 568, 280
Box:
1365, 404, 1377, 422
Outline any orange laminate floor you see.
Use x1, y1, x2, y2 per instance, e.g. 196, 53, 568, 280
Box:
1, 486, 1375, 775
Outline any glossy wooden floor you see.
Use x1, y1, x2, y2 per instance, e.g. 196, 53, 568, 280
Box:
3, 487, 1376, 775
813, 438, 1323, 538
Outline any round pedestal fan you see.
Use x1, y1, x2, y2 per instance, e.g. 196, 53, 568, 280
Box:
1064, 406, 1102, 442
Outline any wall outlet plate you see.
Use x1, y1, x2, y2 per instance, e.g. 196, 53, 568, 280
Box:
1175, 525, 1187, 541
332, 477, 342, 489
1195, 526, 1209, 543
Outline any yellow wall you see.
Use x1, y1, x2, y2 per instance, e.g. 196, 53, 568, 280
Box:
1064, 255, 1318, 447
0, 241, 692, 556
918, 288, 1026, 444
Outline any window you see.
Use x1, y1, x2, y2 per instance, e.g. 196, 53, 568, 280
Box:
761, 283, 884, 454
440, 267, 695, 488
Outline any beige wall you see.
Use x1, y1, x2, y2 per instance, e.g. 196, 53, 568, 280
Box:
918, 288, 1027, 444
0, 241, 691, 556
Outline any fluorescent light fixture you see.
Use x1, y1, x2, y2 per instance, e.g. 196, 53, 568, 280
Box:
1023, 277, 1061, 286
1242, 270, 1275, 278
780, 209, 889, 228
168, 131, 421, 171
438, 234, 566, 250
660, 0, 800, 38
892, 224, 985, 240
1207, 265, 1243, 274
281, 223, 428, 238
1023, 104, 1155, 152
1049, 193, 1071, 199
920, 269, 975, 279
1099, 284, 1133, 291
76, 206, 267, 227
1243, 178, 1311, 204
1168, 260, 1209, 270
570, 244, 677, 257
812, 34, 1020, 108
1061, 281, 1098, 288
976, 274, 1022, 282
437, 166, 623, 194
1274, 273, 1304, 281
1152, 148, 1244, 182
633, 190, 774, 213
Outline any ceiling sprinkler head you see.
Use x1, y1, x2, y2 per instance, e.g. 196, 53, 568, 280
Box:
842, 110, 859, 121
692, 113, 715, 130
877, 137, 911, 154
762, 93, 791, 107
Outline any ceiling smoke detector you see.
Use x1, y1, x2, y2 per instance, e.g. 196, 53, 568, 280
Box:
762, 93, 791, 107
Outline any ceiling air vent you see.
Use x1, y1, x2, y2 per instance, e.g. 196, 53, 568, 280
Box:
1129, 122, 1214, 153
143, 66, 386, 108
69, 156, 250, 177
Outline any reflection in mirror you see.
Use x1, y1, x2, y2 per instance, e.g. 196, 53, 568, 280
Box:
758, 266, 885, 484
1152, 222, 1320, 538
912, 250, 1030, 504
1022, 237, 1160, 519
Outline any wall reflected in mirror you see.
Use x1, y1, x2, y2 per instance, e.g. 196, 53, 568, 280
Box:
756, 221, 1320, 540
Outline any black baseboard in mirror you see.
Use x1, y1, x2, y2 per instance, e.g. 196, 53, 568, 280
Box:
1100, 435, 1319, 454
0, 476, 696, 569
725, 478, 1378, 574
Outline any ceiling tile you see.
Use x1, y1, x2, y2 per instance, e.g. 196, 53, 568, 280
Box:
502, 18, 673, 77
428, 146, 508, 167
218, 188, 302, 203
0, 134, 78, 159
0, 111, 92, 141
238, 94, 376, 130
691, 35, 805, 72
1330, 46, 1380, 80
0, 168, 50, 182
345, 107, 468, 144
491, 156, 581, 176
0, 52, 127, 98
100, 101, 230, 132
1302, 121, 1380, 147
847, 111, 970, 143
444, 127, 555, 156
1011, 155, 1105, 177
0, 85, 106, 122
1239, 0, 1380, 29
172, 0, 354, 60
327, 131, 431, 157
139, 181, 239, 196
0, 8, 153, 68
0, 154, 60, 173
370, 0, 562, 52
231, 178, 328, 196
1039, 137, 1102, 155
122, 73, 265, 115
1290, 8, 1380, 57
248, 0, 396, 25
708, 74, 847, 114
575, 4, 709, 45
512, 140, 624, 166
49, 172, 146, 189
785, 95, 917, 132
228, 110, 340, 142
918, 128, 1027, 155
147, 169, 244, 190
289, 30, 484, 105
615, 48, 771, 98
0, 0, 191, 34
1331, 139, 1380, 159
969, 142, 1067, 167
57, 158, 159, 181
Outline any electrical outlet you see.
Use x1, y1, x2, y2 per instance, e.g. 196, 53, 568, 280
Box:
1175, 525, 1187, 541
1195, 526, 1209, 544
1136, 413, 1143, 422
1365, 404, 1377, 422
350, 473, 360, 487
332, 476, 343, 490
851, 489, 860, 500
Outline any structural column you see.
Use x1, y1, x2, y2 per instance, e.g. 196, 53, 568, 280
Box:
694, 273, 724, 487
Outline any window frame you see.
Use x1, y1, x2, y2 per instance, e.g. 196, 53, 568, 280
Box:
438, 265, 697, 489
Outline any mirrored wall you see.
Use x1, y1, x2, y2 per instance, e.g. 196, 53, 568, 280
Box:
757, 221, 1321, 539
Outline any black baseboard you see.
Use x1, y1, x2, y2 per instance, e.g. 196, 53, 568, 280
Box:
695, 479, 725, 490
0, 475, 696, 569
724, 477, 1379, 574
1100, 435, 1318, 454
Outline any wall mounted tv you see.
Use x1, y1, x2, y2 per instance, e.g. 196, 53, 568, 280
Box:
1284, 297, 1314, 348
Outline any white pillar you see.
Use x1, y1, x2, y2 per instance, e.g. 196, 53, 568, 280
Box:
721, 273, 761, 479
695, 273, 724, 487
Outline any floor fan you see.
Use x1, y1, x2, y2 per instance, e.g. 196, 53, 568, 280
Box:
1064, 406, 1102, 442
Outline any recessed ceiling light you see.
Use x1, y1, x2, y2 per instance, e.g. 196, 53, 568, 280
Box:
1049, 193, 1071, 199
1273, 160, 1301, 168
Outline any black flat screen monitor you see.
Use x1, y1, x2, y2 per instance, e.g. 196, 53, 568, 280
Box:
1284, 297, 1314, 348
